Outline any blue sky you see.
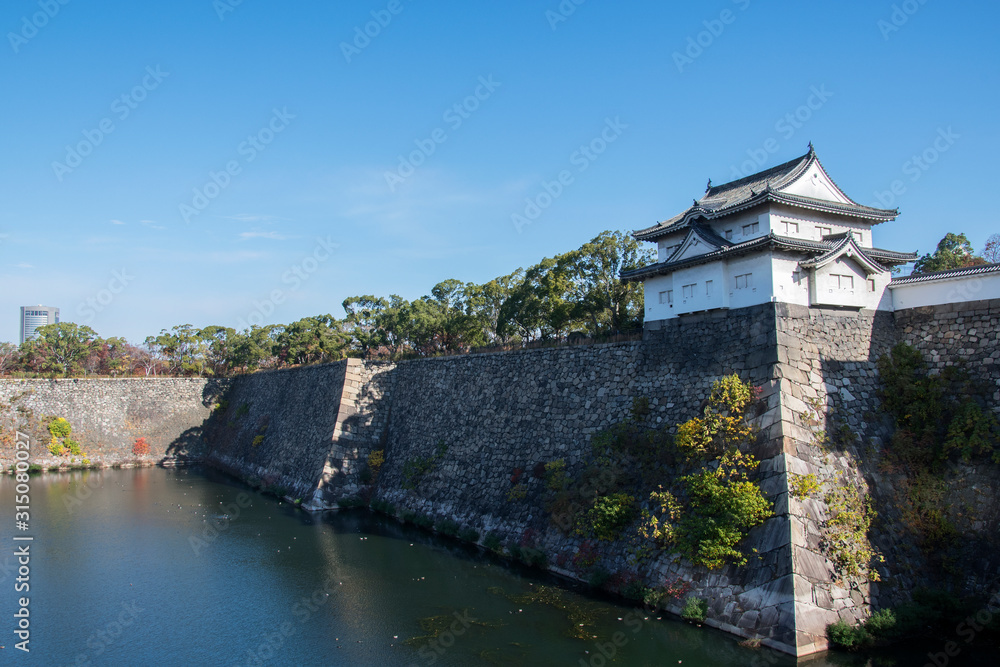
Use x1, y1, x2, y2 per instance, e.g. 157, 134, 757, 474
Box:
1, 0, 997, 343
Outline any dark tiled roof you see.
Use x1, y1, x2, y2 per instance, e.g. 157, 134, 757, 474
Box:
867, 248, 920, 263
889, 262, 1000, 286
701, 152, 812, 208
621, 233, 916, 282
634, 148, 899, 241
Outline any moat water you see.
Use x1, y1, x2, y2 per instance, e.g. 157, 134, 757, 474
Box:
0, 467, 992, 666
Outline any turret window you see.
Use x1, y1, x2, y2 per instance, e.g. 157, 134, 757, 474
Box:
830, 274, 854, 290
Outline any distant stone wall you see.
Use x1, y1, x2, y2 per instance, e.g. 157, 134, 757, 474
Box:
0, 378, 223, 466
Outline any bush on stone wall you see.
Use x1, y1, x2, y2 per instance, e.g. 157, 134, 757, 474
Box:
876, 343, 1000, 561
506, 483, 528, 502
577, 493, 636, 541
674, 374, 757, 460
543, 376, 771, 570
878, 343, 1000, 468
435, 518, 460, 537
47, 417, 72, 439
544, 459, 568, 491
402, 440, 448, 490
483, 531, 502, 553
675, 449, 772, 569
680, 597, 707, 624
132, 437, 150, 456
790, 473, 820, 499
823, 477, 883, 582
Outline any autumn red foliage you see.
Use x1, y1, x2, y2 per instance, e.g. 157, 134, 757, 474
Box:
132, 437, 150, 456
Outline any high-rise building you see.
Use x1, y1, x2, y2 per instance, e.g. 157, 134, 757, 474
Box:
20, 305, 60, 344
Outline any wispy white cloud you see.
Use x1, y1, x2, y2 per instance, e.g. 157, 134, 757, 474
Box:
140, 219, 166, 230
221, 213, 289, 223
110, 219, 126, 225
239, 230, 291, 241
14, 262, 32, 269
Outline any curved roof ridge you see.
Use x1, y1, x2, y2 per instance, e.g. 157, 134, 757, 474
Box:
703, 150, 811, 198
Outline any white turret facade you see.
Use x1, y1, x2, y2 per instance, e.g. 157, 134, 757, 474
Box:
624, 147, 917, 322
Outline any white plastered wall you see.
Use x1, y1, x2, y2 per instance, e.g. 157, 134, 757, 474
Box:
890, 272, 1000, 310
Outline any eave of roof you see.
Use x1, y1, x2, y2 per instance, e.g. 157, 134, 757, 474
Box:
888, 262, 1000, 287
799, 235, 887, 275
621, 234, 916, 282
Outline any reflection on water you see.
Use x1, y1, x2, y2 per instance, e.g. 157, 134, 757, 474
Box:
0, 467, 993, 666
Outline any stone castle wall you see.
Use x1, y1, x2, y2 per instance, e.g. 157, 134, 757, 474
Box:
895, 298, 1000, 412
2, 298, 998, 657
366, 305, 801, 652
769, 299, 1000, 652
0, 378, 224, 466
202, 361, 350, 503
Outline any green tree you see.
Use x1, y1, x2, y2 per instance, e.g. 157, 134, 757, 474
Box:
199, 325, 240, 376
913, 233, 987, 273
466, 271, 522, 345
274, 315, 346, 365
145, 324, 206, 376
498, 257, 576, 342
565, 230, 653, 334
376, 295, 412, 358
230, 325, 279, 372
22, 323, 101, 376
430, 279, 484, 351
403, 296, 448, 355
343, 295, 389, 357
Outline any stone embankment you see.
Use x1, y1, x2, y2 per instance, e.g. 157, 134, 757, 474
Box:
2, 298, 997, 657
